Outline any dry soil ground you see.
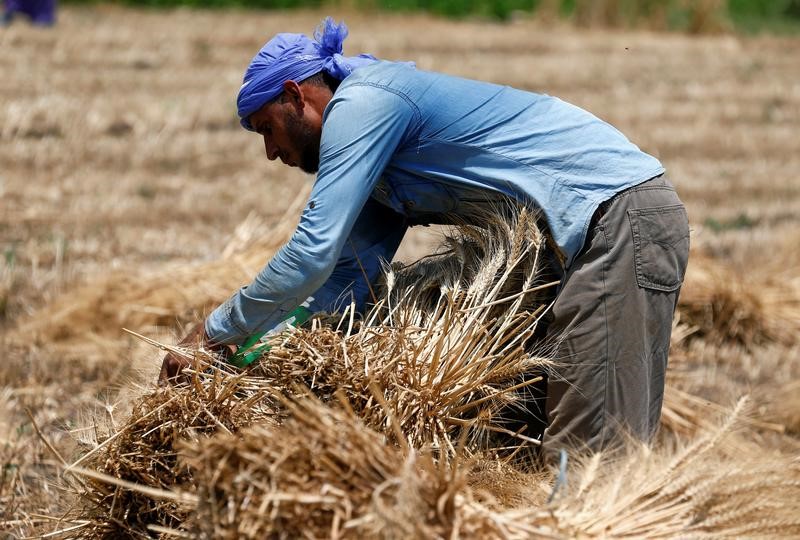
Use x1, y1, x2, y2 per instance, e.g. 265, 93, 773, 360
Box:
1, 5, 799, 537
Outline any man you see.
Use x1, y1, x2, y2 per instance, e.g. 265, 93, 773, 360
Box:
160, 18, 690, 461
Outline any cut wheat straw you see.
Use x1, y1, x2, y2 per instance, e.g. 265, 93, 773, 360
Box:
527, 398, 800, 538
184, 394, 535, 539
677, 252, 800, 348
66, 205, 558, 536
62, 206, 800, 538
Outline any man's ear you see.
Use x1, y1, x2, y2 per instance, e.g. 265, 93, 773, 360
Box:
282, 80, 304, 111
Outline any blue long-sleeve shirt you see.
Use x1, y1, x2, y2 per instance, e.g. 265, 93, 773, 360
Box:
206, 61, 664, 344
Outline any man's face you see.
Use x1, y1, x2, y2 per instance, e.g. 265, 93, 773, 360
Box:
248, 97, 321, 174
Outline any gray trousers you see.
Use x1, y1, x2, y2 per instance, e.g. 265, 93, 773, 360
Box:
537, 175, 690, 461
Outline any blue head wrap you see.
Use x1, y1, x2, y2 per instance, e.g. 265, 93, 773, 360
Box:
237, 17, 378, 131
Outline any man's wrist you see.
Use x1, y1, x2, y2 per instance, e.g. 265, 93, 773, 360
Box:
177, 321, 206, 347
203, 323, 237, 359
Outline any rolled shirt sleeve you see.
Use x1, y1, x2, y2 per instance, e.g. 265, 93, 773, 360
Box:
307, 197, 407, 315
206, 83, 418, 345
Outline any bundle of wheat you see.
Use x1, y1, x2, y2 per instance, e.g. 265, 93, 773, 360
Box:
184, 394, 540, 539
70, 357, 278, 538
260, 206, 555, 453
66, 205, 557, 535
677, 252, 800, 348
527, 399, 800, 538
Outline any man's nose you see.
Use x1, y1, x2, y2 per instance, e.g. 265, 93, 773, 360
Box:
263, 135, 278, 161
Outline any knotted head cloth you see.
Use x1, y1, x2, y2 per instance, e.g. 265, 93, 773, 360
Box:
237, 17, 378, 131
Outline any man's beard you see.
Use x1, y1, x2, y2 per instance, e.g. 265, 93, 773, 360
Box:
285, 108, 320, 174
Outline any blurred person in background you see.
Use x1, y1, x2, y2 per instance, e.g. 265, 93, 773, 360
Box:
2, 0, 56, 26
160, 17, 690, 462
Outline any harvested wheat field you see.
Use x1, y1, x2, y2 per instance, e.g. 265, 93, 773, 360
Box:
2, 5, 800, 538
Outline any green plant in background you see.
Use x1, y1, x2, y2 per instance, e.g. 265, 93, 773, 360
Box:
366, 0, 540, 20
60, 0, 800, 32
0, 246, 16, 319
563, 0, 738, 33
704, 213, 758, 233
728, 0, 800, 33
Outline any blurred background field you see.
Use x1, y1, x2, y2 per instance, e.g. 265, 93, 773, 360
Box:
54, 0, 800, 33
1, 2, 799, 537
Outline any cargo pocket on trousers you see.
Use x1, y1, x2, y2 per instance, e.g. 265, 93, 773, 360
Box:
628, 205, 690, 292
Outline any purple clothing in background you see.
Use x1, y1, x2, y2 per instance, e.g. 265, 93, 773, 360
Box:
4, 0, 56, 25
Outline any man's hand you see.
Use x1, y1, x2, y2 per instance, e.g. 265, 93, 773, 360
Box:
158, 322, 236, 385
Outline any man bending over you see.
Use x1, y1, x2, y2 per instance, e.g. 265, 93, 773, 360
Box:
160, 18, 690, 462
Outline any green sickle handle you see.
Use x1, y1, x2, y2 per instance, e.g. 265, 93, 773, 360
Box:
229, 305, 313, 368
